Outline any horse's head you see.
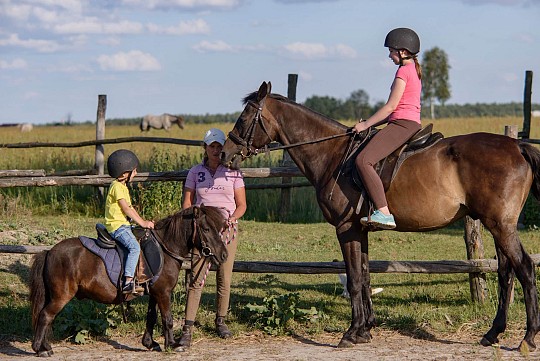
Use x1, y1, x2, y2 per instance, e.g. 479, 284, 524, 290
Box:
190, 205, 228, 265
221, 81, 278, 169
174, 116, 185, 129
155, 205, 228, 265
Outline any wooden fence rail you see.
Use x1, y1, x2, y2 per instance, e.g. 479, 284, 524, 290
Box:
0, 167, 304, 188
2, 244, 540, 275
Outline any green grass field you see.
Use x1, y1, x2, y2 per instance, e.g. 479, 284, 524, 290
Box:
1, 116, 540, 345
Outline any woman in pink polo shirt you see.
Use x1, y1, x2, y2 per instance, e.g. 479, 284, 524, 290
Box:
353, 27, 422, 230
179, 128, 247, 347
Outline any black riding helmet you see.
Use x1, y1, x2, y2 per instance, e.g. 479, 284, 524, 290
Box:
107, 149, 139, 179
384, 27, 420, 55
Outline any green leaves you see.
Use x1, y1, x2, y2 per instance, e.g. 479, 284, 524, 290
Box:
245, 292, 324, 335
54, 300, 120, 344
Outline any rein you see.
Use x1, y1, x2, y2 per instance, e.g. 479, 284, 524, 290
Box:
228, 99, 354, 161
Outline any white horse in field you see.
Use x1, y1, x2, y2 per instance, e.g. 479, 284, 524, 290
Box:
18, 123, 33, 132
140, 113, 185, 131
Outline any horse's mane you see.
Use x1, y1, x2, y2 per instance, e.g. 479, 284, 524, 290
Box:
242, 92, 347, 132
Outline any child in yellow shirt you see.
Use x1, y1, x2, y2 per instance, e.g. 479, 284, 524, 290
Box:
105, 149, 154, 294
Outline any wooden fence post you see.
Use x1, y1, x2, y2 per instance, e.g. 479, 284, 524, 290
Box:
279, 74, 298, 222
95, 94, 107, 199
519, 70, 532, 139
464, 217, 487, 303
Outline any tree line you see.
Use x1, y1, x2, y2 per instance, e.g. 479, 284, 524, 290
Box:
102, 100, 537, 127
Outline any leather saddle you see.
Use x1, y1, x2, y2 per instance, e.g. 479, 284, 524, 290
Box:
344, 123, 444, 213
89, 224, 164, 290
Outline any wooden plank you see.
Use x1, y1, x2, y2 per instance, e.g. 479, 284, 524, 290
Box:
0, 170, 46, 178
0, 167, 304, 188
3, 244, 539, 275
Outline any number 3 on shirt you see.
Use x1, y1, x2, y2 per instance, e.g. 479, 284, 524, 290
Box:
197, 171, 206, 183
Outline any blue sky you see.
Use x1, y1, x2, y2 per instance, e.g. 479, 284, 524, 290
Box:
1, 0, 539, 124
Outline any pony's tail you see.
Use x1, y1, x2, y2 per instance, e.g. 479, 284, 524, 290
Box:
520, 141, 540, 200
29, 251, 48, 331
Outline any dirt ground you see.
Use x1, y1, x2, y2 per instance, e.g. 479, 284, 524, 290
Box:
1, 330, 538, 361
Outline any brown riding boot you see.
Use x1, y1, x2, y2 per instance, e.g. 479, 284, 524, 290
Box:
178, 325, 193, 347
215, 316, 232, 339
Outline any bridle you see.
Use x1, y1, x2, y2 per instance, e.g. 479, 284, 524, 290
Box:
190, 217, 216, 258
149, 214, 219, 263
226, 97, 353, 165
227, 100, 274, 162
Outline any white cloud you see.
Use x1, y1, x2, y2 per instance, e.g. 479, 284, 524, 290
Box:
121, 0, 242, 10
97, 50, 162, 71
0, 58, 28, 70
299, 71, 313, 81
147, 19, 210, 35
54, 19, 144, 35
193, 40, 233, 52
0, 33, 60, 53
282, 42, 357, 59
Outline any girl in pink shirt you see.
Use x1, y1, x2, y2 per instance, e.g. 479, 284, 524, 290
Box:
353, 28, 423, 230
180, 128, 246, 347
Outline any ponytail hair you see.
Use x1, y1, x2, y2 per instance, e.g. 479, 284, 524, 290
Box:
413, 56, 422, 80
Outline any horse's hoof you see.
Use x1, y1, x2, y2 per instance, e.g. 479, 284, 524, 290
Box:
519, 340, 536, 353
480, 336, 499, 347
37, 350, 52, 357
150, 342, 161, 352
337, 338, 355, 348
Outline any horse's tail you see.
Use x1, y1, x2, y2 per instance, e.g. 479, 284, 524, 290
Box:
29, 251, 48, 331
520, 141, 540, 200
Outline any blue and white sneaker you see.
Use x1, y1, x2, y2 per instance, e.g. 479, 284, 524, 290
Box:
360, 210, 396, 230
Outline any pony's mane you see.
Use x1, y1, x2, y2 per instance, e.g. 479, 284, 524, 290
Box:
242, 92, 347, 131
154, 205, 226, 245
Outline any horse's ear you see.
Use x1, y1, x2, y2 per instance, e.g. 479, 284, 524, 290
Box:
267, 81, 272, 94
257, 82, 270, 102
192, 205, 200, 218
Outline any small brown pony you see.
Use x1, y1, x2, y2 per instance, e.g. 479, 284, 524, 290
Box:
30, 205, 228, 357
221, 81, 540, 352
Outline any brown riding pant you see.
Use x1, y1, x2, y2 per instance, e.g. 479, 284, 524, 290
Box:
355, 119, 421, 209
184, 225, 238, 322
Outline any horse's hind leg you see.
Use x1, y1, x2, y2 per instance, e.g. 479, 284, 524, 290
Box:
142, 296, 161, 351
480, 246, 514, 347
482, 225, 539, 351
32, 297, 71, 357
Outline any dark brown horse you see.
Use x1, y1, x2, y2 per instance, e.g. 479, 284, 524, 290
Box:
221, 81, 540, 352
30, 205, 228, 357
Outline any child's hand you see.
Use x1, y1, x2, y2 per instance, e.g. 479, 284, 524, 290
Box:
144, 220, 155, 229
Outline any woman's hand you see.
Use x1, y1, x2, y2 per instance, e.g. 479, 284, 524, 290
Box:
353, 120, 369, 133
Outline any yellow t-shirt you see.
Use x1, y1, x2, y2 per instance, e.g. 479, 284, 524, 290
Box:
105, 180, 132, 233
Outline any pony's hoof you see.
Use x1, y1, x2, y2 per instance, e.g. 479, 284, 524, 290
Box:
172, 345, 187, 352
337, 333, 371, 348
480, 336, 499, 347
150, 342, 161, 352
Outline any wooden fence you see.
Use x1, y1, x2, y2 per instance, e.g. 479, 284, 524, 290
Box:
0, 71, 537, 304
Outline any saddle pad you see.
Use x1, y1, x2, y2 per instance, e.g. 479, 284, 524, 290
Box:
79, 236, 121, 286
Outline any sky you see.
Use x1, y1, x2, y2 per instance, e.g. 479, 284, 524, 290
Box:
1, 0, 539, 125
